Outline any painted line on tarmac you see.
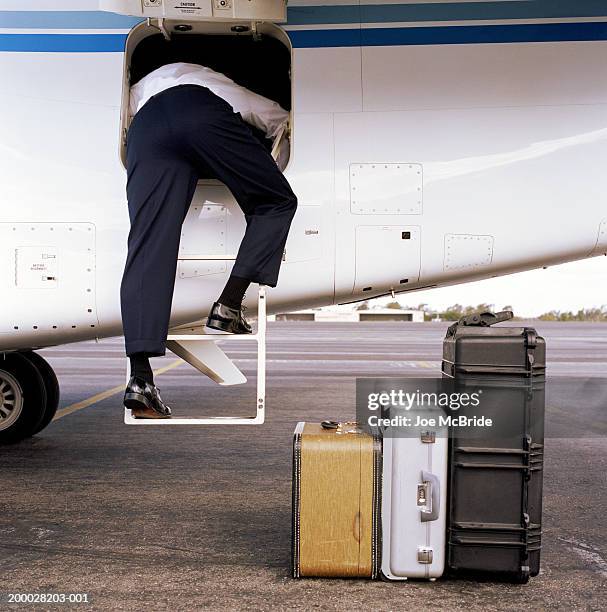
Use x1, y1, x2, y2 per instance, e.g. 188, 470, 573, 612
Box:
53, 357, 435, 421
53, 359, 184, 420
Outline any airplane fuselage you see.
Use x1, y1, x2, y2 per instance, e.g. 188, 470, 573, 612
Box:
1, 1, 606, 352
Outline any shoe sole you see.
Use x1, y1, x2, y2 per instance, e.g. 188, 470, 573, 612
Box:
124, 393, 171, 419
205, 319, 252, 334
204, 325, 232, 335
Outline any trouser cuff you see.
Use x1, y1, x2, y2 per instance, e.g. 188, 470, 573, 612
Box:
125, 339, 166, 358
231, 264, 278, 288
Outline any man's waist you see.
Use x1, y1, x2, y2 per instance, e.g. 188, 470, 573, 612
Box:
149, 83, 214, 100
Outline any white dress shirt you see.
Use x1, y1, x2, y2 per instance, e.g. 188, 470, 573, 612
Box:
129, 62, 290, 142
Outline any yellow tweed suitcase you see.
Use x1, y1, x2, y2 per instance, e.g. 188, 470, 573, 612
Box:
292, 421, 381, 578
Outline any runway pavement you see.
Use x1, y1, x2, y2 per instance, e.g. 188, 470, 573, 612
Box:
1, 321, 606, 610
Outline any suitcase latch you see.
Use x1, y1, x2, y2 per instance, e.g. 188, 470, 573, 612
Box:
417, 483, 430, 509
417, 546, 433, 564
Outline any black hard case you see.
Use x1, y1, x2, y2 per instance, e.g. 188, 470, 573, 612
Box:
442, 313, 546, 583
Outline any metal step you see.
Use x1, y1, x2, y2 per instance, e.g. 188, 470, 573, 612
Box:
124, 284, 267, 425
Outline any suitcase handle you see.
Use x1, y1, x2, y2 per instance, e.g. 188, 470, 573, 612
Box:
446, 310, 514, 336
420, 471, 440, 522
320, 420, 361, 434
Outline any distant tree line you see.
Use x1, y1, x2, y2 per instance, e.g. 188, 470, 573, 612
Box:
537, 308, 607, 322
355, 301, 607, 322
356, 301, 509, 321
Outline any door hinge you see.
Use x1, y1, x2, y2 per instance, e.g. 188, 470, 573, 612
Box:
252, 21, 261, 41
148, 17, 171, 40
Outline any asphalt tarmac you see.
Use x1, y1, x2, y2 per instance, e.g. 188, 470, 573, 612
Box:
1, 321, 606, 610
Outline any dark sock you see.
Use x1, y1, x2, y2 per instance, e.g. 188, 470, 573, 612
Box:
129, 353, 154, 385
218, 275, 250, 310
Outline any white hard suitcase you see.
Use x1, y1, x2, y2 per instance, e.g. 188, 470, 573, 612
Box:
381, 421, 448, 580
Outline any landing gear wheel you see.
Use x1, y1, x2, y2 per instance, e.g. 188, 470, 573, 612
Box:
23, 351, 60, 435
0, 353, 47, 444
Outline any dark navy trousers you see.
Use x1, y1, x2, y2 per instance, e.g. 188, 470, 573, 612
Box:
120, 84, 297, 357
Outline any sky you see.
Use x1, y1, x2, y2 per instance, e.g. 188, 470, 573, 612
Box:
373, 256, 607, 318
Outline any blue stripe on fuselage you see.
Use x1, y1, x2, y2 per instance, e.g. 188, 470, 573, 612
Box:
0, 33, 128, 52
290, 21, 607, 47
1, 22, 607, 52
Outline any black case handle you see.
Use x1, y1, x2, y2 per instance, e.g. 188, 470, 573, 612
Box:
447, 310, 513, 336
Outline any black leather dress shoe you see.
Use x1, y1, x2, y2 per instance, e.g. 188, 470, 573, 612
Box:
124, 376, 172, 419
206, 301, 252, 334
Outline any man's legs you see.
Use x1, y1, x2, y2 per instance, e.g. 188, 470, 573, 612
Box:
183, 92, 298, 291
217, 275, 251, 310
120, 100, 199, 366
189, 104, 297, 333
122, 85, 297, 372
224, 143, 297, 289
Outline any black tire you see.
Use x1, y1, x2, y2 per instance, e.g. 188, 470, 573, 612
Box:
23, 351, 60, 435
0, 353, 47, 444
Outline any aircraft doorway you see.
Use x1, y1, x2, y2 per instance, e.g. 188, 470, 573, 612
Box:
119, 20, 293, 277
120, 20, 292, 170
